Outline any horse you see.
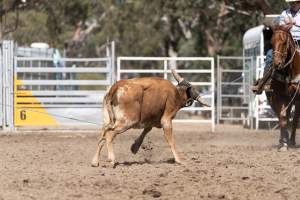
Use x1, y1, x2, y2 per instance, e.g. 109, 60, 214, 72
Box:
266, 23, 300, 151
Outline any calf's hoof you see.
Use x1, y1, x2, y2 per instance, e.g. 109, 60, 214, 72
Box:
176, 161, 187, 166
290, 141, 296, 147
110, 161, 117, 168
91, 159, 99, 167
131, 142, 140, 154
91, 162, 99, 167
174, 158, 186, 166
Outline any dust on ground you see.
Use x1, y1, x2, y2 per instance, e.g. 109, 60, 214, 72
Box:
1, 124, 300, 200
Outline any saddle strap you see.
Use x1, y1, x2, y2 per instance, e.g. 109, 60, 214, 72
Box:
271, 70, 287, 83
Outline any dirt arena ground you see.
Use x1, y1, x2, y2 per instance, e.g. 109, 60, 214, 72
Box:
1, 124, 300, 200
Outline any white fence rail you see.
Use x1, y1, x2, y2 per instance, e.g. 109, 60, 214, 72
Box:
0, 40, 281, 131
117, 57, 215, 132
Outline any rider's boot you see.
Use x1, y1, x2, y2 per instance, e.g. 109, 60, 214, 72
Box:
251, 79, 263, 95
251, 67, 274, 95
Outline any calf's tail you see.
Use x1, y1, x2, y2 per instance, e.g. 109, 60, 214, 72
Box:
103, 84, 119, 129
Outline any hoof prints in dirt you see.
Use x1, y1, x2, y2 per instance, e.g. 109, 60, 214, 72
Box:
207, 193, 226, 199
143, 188, 162, 198
140, 140, 154, 162
3, 125, 300, 200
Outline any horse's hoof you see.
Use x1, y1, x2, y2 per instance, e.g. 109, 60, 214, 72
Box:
278, 143, 288, 152
131, 142, 139, 154
290, 141, 296, 147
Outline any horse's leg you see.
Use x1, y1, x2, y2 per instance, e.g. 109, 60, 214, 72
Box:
278, 102, 290, 151
290, 101, 300, 146
267, 93, 290, 150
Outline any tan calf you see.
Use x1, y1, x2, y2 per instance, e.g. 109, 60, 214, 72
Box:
91, 69, 208, 167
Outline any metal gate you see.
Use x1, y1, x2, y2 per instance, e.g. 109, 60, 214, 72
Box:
0, 42, 2, 128
12, 41, 115, 128
0, 41, 14, 131
117, 56, 215, 132
217, 56, 254, 127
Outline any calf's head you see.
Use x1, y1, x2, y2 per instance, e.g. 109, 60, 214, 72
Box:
171, 69, 210, 107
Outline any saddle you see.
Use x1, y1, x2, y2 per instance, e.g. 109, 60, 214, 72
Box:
252, 48, 300, 95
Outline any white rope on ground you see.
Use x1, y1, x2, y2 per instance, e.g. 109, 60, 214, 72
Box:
0, 103, 102, 126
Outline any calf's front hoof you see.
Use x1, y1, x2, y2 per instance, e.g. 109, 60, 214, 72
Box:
91, 160, 99, 167
131, 142, 139, 154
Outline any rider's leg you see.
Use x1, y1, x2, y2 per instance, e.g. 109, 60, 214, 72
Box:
251, 49, 273, 94
264, 49, 273, 72
263, 49, 273, 89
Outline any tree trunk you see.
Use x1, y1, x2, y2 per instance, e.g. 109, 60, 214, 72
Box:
254, 0, 273, 15
168, 44, 178, 69
0, 17, 3, 41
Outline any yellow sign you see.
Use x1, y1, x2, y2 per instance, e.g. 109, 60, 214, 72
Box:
14, 79, 58, 126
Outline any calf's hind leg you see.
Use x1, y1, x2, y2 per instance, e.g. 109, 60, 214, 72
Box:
105, 122, 132, 167
91, 127, 108, 167
91, 123, 131, 167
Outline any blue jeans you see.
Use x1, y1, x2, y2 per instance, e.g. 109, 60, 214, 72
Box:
264, 49, 272, 74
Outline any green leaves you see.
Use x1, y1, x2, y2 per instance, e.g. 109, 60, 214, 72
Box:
3, 0, 286, 57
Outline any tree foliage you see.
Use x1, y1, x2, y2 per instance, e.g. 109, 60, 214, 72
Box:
0, 0, 287, 57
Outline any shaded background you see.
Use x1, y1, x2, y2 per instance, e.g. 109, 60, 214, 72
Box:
0, 0, 287, 57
